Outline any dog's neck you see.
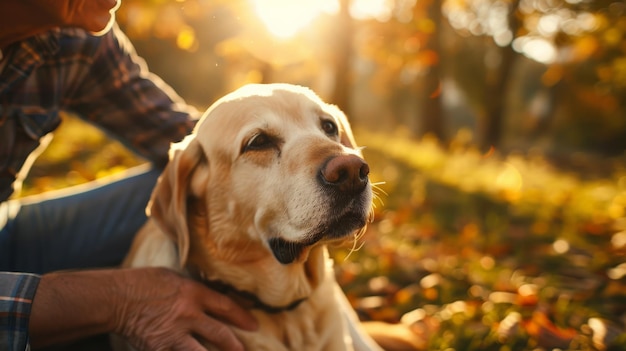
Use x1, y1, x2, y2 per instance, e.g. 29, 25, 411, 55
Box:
185, 239, 328, 311
183, 200, 330, 309
194, 273, 308, 313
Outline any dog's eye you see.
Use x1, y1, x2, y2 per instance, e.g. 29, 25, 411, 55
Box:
321, 120, 338, 136
243, 133, 274, 152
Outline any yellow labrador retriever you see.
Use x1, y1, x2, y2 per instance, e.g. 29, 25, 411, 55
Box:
121, 84, 383, 351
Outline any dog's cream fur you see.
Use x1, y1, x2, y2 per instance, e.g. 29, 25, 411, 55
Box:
120, 84, 383, 351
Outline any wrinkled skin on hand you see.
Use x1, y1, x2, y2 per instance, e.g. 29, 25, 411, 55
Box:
113, 267, 258, 351
29, 267, 258, 351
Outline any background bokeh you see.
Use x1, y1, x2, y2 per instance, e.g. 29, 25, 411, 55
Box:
20, 0, 626, 350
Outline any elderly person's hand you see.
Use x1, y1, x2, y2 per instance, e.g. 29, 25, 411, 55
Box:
30, 268, 258, 351
0, 0, 120, 49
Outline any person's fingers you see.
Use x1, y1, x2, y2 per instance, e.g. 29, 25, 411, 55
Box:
192, 315, 246, 351
114, 268, 256, 351
195, 285, 258, 332
173, 336, 212, 351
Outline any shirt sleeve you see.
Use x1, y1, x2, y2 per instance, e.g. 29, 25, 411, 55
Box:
0, 272, 40, 351
66, 25, 200, 168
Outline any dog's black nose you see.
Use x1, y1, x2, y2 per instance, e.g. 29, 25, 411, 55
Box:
321, 155, 370, 194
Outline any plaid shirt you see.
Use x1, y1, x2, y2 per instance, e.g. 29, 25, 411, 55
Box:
0, 25, 199, 351
0, 273, 38, 351
0, 24, 199, 203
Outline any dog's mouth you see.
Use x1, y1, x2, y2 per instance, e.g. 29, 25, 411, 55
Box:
268, 237, 313, 265
268, 211, 368, 264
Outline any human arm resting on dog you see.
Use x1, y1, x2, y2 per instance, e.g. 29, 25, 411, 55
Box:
27, 267, 258, 351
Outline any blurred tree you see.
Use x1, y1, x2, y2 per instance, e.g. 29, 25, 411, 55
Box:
443, 0, 626, 154
443, 0, 522, 150
114, 0, 626, 157
483, 0, 521, 151
354, 0, 448, 139
330, 0, 355, 116
550, 0, 626, 155
416, 0, 446, 142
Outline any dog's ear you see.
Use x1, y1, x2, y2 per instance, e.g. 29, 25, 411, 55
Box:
147, 135, 208, 267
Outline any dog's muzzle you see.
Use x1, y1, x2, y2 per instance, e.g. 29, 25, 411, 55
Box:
269, 154, 371, 264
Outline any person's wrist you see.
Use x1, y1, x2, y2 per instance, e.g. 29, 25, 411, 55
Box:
100, 269, 130, 335
107, 268, 138, 337
29, 270, 122, 347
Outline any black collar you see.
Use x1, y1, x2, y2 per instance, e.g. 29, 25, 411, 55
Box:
190, 269, 307, 314
200, 276, 308, 314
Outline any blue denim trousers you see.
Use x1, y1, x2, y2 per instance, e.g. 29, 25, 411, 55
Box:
0, 164, 161, 274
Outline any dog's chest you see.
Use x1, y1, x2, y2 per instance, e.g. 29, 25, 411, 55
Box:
209, 279, 354, 351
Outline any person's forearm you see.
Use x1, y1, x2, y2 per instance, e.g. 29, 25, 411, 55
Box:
29, 266, 258, 350
29, 269, 121, 348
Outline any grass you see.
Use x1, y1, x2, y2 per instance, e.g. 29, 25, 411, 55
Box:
332, 129, 626, 350
19, 114, 142, 197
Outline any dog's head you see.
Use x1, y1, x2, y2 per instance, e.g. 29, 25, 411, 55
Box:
149, 84, 372, 267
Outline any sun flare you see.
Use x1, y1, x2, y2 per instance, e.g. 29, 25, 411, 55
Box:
250, 0, 338, 38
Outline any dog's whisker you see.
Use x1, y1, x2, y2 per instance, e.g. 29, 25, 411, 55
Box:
372, 183, 387, 195
371, 186, 386, 209
343, 228, 367, 261
367, 208, 375, 224
371, 194, 384, 208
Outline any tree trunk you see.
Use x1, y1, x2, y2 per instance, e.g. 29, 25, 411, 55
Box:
418, 0, 445, 142
331, 0, 353, 115
480, 0, 521, 150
